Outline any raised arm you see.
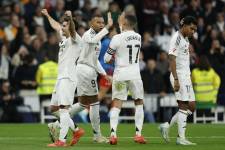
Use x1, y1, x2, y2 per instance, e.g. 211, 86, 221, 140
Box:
104, 35, 118, 64
84, 12, 113, 43
64, 10, 76, 39
41, 9, 61, 32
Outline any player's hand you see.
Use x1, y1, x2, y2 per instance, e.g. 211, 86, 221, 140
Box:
174, 80, 180, 92
104, 75, 112, 84
118, 12, 125, 28
41, 9, 49, 16
65, 10, 72, 17
106, 12, 113, 29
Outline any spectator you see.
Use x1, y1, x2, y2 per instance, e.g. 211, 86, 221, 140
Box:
139, 51, 146, 72
4, 14, 20, 42
141, 59, 166, 95
142, 31, 160, 61
13, 54, 38, 90
169, 10, 180, 31
192, 55, 221, 104
203, 0, 217, 25
30, 37, 44, 64
156, 51, 169, 75
181, 0, 203, 18
11, 45, 29, 67
40, 32, 59, 62
36, 51, 57, 102
170, 0, 186, 13
33, 6, 45, 27
208, 39, 225, 73
108, 1, 121, 25
213, 12, 225, 33
0, 80, 23, 122
155, 25, 173, 52
0, 44, 11, 80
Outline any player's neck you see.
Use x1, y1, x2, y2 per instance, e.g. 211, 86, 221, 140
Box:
179, 29, 186, 38
122, 27, 133, 32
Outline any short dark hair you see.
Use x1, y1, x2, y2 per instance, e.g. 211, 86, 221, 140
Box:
125, 15, 137, 27
180, 16, 197, 27
91, 14, 103, 20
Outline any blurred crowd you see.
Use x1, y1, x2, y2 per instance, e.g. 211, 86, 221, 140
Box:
0, 0, 224, 122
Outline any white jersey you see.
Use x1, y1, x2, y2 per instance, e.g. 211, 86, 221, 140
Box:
78, 28, 108, 75
109, 30, 142, 81
168, 31, 190, 75
57, 30, 82, 81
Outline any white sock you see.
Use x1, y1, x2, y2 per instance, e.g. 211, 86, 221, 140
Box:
69, 103, 86, 117
177, 109, 188, 139
59, 109, 75, 142
90, 102, 101, 137
110, 107, 120, 137
135, 105, 144, 136
169, 112, 178, 128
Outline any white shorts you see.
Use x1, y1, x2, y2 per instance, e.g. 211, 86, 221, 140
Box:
51, 78, 76, 106
170, 74, 195, 101
112, 79, 144, 100
76, 64, 98, 96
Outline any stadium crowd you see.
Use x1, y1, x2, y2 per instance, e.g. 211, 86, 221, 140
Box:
0, 0, 224, 122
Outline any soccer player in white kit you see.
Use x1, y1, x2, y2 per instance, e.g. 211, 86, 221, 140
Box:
159, 16, 197, 145
41, 9, 84, 147
104, 13, 146, 145
68, 13, 113, 143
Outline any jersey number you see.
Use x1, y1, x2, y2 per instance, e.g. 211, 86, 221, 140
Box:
127, 44, 140, 64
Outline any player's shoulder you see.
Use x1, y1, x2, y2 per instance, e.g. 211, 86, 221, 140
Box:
112, 34, 121, 40
110, 34, 122, 44
170, 31, 181, 46
82, 28, 93, 39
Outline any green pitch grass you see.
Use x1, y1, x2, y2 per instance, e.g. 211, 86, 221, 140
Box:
0, 123, 225, 150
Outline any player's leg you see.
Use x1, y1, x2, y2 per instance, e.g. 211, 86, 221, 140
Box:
109, 80, 128, 145
109, 99, 122, 145
48, 105, 60, 143
69, 102, 86, 117
48, 79, 81, 147
78, 95, 103, 139
67, 79, 85, 146
159, 74, 179, 143
98, 74, 112, 101
177, 100, 188, 139
48, 85, 61, 143
129, 80, 146, 144
176, 80, 196, 145
76, 65, 108, 143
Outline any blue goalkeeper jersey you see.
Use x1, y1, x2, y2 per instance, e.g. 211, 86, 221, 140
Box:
99, 37, 114, 75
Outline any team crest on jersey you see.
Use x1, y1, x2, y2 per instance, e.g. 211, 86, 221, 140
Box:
115, 82, 126, 91
183, 45, 189, 55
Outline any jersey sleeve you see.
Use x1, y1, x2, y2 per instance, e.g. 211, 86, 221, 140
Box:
109, 35, 120, 52
96, 60, 107, 75
168, 34, 180, 56
58, 29, 66, 40
104, 35, 119, 63
71, 32, 82, 43
83, 28, 109, 44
